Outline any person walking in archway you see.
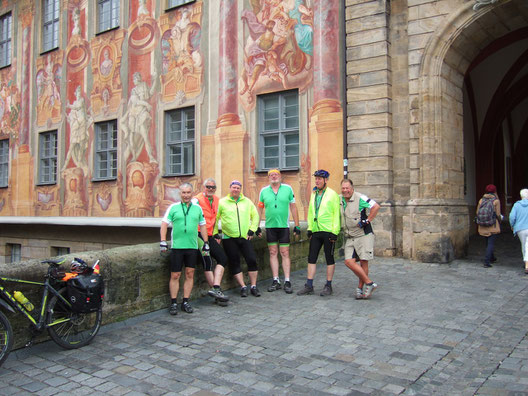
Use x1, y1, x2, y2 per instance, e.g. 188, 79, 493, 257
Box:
509, 188, 528, 275
476, 184, 502, 268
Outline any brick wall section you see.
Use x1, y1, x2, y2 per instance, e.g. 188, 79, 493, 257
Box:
345, 0, 392, 201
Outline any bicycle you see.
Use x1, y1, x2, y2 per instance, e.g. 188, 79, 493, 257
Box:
0, 258, 102, 367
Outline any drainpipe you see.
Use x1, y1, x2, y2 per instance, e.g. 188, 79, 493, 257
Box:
340, 0, 348, 179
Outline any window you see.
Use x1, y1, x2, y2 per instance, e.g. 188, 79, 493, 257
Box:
97, 0, 119, 33
7, 243, 21, 263
51, 246, 70, 256
0, 12, 11, 68
94, 120, 117, 180
0, 139, 8, 187
38, 131, 58, 185
258, 91, 299, 170
165, 107, 195, 176
42, 0, 60, 52
167, 0, 195, 9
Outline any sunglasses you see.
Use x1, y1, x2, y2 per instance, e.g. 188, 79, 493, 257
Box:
205, 185, 217, 190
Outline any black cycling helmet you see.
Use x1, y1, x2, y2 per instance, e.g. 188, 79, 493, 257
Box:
313, 169, 330, 178
71, 258, 88, 274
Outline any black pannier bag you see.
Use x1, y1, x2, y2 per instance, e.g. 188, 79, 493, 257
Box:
67, 273, 104, 313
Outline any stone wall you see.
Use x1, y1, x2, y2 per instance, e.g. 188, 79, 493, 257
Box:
1, 233, 325, 349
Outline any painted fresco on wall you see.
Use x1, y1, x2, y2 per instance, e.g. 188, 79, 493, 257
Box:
159, 1, 203, 104
36, 52, 63, 127
239, 0, 313, 111
0, 64, 20, 141
91, 31, 125, 116
128, 0, 159, 56
66, 7, 90, 73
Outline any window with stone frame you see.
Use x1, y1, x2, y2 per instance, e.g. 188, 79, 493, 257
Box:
38, 131, 58, 185
7, 243, 21, 263
97, 0, 119, 33
0, 12, 12, 68
165, 107, 195, 176
42, 0, 60, 52
258, 90, 299, 170
94, 119, 118, 180
0, 139, 8, 187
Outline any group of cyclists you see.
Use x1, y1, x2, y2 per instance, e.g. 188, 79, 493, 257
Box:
160, 169, 380, 315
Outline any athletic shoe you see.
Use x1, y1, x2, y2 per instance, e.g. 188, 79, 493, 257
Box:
490, 256, 497, 263
319, 284, 333, 296
483, 263, 492, 268
240, 286, 248, 297
250, 286, 261, 297
208, 288, 229, 302
169, 303, 178, 315
363, 282, 378, 299
284, 281, 293, 294
355, 288, 364, 300
296, 284, 314, 295
181, 301, 194, 313
267, 280, 282, 292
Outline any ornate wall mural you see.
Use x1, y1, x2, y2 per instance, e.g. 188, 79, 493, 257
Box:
160, 1, 203, 104
90, 32, 125, 117
36, 52, 63, 127
0, 65, 21, 141
239, 0, 313, 110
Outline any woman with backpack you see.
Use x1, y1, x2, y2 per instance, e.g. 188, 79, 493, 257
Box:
476, 184, 502, 268
509, 188, 528, 275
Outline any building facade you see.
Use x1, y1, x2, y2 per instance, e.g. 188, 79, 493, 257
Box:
1, 0, 527, 263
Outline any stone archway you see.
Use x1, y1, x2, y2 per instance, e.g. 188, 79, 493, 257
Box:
406, 0, 528, 261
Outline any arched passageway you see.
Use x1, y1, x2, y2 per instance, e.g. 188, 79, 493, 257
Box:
463, 24, 528, 214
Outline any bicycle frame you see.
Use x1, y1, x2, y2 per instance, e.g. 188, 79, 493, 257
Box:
0, 273, 73, 333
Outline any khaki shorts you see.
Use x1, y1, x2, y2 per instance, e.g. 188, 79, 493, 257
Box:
344, 233, 374, 261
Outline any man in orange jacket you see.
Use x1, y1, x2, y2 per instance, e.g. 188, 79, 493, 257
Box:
193, 178, 229, 303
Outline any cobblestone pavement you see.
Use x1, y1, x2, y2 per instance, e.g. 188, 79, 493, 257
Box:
1, 233, 528, 395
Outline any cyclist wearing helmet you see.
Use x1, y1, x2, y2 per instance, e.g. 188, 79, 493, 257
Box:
297, 169, 341, 296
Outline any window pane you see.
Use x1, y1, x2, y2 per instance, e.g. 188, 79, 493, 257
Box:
165, 107, 195, 176
258, 91, 299, 170
95, 120, 117, 180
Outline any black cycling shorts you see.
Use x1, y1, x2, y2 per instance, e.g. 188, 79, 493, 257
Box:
266, 227, 290, 245
308, 232, 336, 265
170, 249, 198, 272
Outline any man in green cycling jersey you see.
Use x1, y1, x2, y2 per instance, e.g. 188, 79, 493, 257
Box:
214, 180, 262, 297
160, 183, 209, 315
340, 178, 380, 299
297, 170, 341, 297
257, 169, 300, 294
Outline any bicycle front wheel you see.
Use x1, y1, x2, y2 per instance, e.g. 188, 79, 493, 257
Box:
46, 287, 102, 349
0, 309, 13, 367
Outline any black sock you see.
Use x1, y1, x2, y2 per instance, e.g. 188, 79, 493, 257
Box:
366, 282, 373, 286
171, 298, 178, 304
183, 298, 189, 303
326, 280, 332, 287
213, 285, 220, 289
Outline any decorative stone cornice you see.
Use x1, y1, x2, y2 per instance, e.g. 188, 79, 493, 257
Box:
473, 0, 500, 11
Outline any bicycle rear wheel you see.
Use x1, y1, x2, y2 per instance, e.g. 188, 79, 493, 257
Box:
0, 310, 13, 367
46, 287, 102, 349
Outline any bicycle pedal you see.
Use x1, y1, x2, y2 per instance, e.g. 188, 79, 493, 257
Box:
25, 339, 34, 348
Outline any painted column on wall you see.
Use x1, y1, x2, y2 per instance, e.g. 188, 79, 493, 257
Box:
309, 0, 343, 195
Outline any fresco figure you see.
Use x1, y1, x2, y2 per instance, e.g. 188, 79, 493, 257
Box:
240, 0, 313, 108
63, 86, 91, 175
37, 57, 61, 110
122, 72, 157, 163
100, 49, 113, 77
71, 8, 81, 36
138, 0, 149, 17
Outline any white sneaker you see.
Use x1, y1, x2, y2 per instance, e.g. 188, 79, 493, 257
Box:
363, 282, 377, 299
355, 288, 363, 300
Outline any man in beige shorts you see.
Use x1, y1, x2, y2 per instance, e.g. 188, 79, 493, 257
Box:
340, 179, 380, 299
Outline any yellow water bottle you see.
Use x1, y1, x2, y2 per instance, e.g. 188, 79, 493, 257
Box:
13, 291, 34, 311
